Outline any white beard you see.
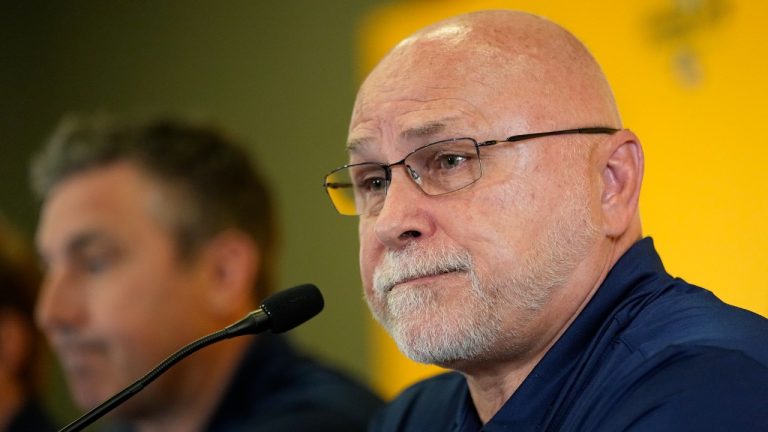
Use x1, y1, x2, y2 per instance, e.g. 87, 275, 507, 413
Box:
371, 245, 502, 364
367, 177, 599, 366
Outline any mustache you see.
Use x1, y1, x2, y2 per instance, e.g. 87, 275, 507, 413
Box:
373, 244, 473, 293
48, 331, 107, 353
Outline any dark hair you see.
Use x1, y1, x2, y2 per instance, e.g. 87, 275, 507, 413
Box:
31, 114, 277, 301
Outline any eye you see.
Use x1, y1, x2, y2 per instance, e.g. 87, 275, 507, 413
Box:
360, 176, 387, 192
412, 139, 478, 176
85, 258, 109, 273
437, 153, 467, 169
73, 245, 121, 276
350, 165, 387, 194
427, 150, 474, 174
79, 255, 111, 275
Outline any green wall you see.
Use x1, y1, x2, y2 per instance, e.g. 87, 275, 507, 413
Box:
1, 0, 385, 422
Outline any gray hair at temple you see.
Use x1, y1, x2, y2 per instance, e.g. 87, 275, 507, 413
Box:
31, 115, 277, 302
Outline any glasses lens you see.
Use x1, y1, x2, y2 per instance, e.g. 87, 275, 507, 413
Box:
324, 168, 357, 216
405, 138, 481, 195
324, 163, 387, 216
324, 139, 481, 216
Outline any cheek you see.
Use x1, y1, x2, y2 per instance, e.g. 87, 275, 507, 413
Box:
87, 282, 153, 342
90, 269, 175, 333
461, 181, 529, 236
358, 242, 375, 292
96, 278, 189, 360
453, 177, 547, 269
358, 220, 380, 295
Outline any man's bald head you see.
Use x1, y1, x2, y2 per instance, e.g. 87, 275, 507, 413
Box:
346, 9, 644, 369
352, 10, 621, 136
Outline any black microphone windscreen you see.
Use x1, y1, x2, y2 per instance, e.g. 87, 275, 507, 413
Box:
261, 284, 324, 333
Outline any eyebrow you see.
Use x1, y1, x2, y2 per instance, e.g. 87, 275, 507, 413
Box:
59, 231, 113, 264
67, 231, 107, 254
400, 122, 446, 141
36, 230, 108, 270
346, 122, 448, 156
346, 137, 369, 155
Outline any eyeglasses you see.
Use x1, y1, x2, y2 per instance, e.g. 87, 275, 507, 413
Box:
323, 127, 619, 216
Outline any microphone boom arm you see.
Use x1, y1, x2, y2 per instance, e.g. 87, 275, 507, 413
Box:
58, 284, 322, 432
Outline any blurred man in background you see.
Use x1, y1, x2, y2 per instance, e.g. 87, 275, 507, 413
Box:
323, 9, 768, 431
0, 216, 56, 431
32, 115, 381, 431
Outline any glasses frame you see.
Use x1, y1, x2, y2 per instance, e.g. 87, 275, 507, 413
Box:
323, 126, 620, 215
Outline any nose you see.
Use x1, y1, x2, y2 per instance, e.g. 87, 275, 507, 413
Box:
373, 166, 436, 249
36, 268, 85, 336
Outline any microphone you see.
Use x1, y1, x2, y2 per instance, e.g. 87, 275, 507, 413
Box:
59, 284, 324, 432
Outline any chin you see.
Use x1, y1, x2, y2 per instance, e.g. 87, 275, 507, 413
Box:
72, 386, 106, 412
68, 372, 123, 410
390, 314, 499, 366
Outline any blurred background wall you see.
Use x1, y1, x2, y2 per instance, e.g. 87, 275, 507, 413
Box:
2, 0, 766, 423
0, 0, 387, 422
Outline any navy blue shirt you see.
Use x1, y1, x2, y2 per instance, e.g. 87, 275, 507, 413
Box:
205, 334, 382, 431
6, 398, 56, 432
371, 238, 768, 431
111, 334, 382, 432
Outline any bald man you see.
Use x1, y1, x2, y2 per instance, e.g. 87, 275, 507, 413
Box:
322, 10, 768, 431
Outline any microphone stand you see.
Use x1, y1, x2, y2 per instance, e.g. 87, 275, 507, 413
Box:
59, 309, 270, 432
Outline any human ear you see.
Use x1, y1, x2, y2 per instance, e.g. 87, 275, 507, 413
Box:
600, 129, 644, 237
199, 230, 260, 318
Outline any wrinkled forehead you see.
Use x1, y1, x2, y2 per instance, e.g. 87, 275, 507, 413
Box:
347, 46, 547, 161
355, 35, 510, 108
347, 22, 618, 162
347, 100, 497, 163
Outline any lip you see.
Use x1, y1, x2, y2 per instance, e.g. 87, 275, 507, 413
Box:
389, 270, 466, 292
58, 346, 100, 362
52, 340, 108, 370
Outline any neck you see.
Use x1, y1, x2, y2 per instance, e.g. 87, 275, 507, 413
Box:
133, 336, 251, 432
461, 353, 544, 423
460, 235, 635, 423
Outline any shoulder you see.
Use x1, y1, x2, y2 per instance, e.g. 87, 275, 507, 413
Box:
259, 347, 384, 431
209, 336, 383, 432
606, 238, 768, 363
563, 263, 768, 430
276, 352, 384, 415
370, 372, 467, 432
608, 279, 768, 427
6, 398, 57, 432
617, 275, 768, 367
591, 345, 768, 431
